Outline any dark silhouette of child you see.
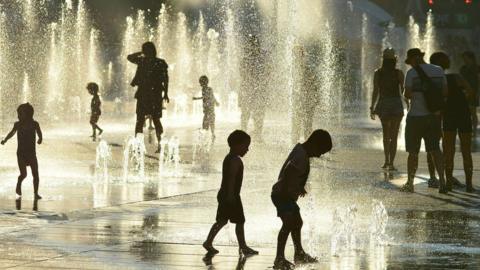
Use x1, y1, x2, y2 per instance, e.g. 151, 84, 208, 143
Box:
203, 130, 258, 257
127, 42, 169, 153
193, 75, 219, 138
271, 129, 332, 269
87, 82, 103, 142
1, 103, 43, 200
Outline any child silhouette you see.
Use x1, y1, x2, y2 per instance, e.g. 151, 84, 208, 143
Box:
1, 103, 43, 199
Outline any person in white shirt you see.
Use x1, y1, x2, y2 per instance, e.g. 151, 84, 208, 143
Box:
402, 48, 449, 193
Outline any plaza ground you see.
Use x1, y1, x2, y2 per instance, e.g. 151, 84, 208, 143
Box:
0, 113, 479, 269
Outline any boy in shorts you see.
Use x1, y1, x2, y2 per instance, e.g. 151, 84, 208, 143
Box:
271, 129, 332, 269
203, 130, 258, 256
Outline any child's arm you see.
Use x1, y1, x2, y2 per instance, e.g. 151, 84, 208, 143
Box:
225, 157, 241, 203
36, 122, 43, 144
1, 124, 18, 145
192, 96, 203, 100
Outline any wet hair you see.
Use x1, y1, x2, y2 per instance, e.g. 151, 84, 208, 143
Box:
463, 51, 477, 65
227, 130, 251, 147
17, 103, 34, 121
307, 129, 332, 154
381, 58, 397, 71
430, 52, 448, 68
142, 42, 157, 58
199, 75, 209, 85
87, 82, 99, 94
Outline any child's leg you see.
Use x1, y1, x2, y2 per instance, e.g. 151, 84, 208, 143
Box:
276, 214, 294, 259
204, 220, 227, 247
210, 117, 215, 137
31, 157, 41, 198
95, 117, 103, 134
16, 157, 27, 196
202, 114, 209, 131
91, 124, 96, 137
290, 211, 305, 255
235, 222, 247, 249
235, 223, 258, 255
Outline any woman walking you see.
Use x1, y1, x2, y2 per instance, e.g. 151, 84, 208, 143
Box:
370, 48, 406, 171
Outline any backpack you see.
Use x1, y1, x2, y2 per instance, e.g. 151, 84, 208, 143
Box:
413, 65, 445, 113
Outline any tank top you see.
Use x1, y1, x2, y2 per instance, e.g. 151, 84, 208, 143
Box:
445, 74, 469, 116
218, 153, 243, 199
377, 69, 401, 98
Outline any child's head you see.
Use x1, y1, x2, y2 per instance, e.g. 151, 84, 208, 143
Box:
142, 42, 157, 58
199, 75, 209, 87
87, 82, 99, 95
228, 130, 251, 157
17, 103, 34, 122
305, 129, 332, 157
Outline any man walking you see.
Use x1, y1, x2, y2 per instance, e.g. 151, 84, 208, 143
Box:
402, 48, 448, 193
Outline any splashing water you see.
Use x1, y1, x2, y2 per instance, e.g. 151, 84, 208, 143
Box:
192, 129, 212, 169
123, 135, 146, 182
331, 205, 358, 256
95, 140, 111, 181
159, 136, 181, 177
369, 199, 391, 246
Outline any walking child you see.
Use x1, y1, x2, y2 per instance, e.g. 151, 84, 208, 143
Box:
193, 76, 219, 138
203, 130, 258, 256
1, 103, 43, 199
87, 82, 103, 141
271, 129, 332, 269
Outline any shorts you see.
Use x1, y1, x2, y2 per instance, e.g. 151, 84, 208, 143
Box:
202, 112, 215, 130
216, 196, 245, 224
90, 114, 100, 124
374, 97, 404, 119
17, 153, 37, 167
443, 113, 472, 133
271, 195, 300, 217
405, 115, 441, 153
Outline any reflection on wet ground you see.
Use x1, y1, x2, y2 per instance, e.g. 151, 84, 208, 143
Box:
0, 118, 479, 269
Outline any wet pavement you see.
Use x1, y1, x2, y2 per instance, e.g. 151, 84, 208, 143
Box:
1, 114, 480, 269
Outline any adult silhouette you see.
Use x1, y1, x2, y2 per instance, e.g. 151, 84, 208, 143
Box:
128, 42, 169, 152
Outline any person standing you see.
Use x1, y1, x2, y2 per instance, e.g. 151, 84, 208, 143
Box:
1, 103, 43, 200
460, 51, 480, 136
431, 52, 475, 192
128, 42, 169, 153
370, 48, 405, 171
402, 48, 448, 193
87, 82, 103, 142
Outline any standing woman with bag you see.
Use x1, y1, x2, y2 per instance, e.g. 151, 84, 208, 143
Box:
370, 48, 406, 171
